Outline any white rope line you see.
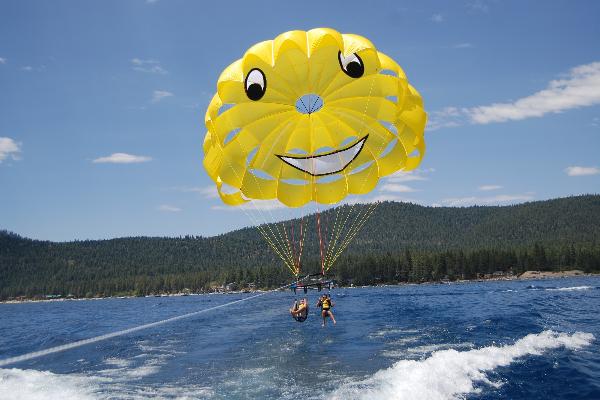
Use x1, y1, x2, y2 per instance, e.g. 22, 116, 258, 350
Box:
0, 283, 293, 368
323, 74, 380, 272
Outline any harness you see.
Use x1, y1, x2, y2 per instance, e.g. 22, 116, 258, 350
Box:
292, 303, 309, 323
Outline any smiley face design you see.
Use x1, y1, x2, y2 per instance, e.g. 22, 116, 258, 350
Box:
203, 28, 426, 207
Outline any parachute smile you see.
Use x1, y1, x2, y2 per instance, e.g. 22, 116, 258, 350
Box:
277, 136, 368, 176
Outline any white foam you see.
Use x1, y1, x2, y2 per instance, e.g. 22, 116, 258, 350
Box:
240, 367, 274, 375
139, 385, 214, 399
546, 286, 593, 291
406, 342, 474, 355
97, 364, 160, 380
0, 340, 187, 400
383, 342, 473, 359
103, 357, 131, 368
369, 328, 420, 339
0, 367, 214, 400
329, 330, 594, 400
98, 351, 170, 380
390, 336, 421, 346
381, 350, 408, 358
0, 368, 102, 400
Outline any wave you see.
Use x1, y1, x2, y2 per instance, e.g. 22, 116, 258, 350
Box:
368, 328, 418, 339
1, 330, 594, 400
525, 285, 541, 290
406, 342, 474, 355
0, 367, 214, 400
0, 338, 203, 400
546, 286, 593, 291
524, 285, 594, 292
329, 330, 594, 400
0, 368, 103, 400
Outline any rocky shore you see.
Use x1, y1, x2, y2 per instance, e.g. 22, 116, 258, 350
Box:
518, 270, 588, 279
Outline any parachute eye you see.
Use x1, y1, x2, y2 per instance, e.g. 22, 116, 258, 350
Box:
245, 68, 266, 101
338, 51, 364, 78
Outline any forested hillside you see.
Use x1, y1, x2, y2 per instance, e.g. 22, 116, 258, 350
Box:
1, 195, 599, 300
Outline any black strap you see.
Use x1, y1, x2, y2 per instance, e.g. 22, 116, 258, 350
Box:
294, 314, 307, 322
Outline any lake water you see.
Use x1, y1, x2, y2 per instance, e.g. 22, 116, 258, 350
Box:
1, 276, 599, 399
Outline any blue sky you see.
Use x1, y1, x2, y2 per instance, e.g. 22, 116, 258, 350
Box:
1, 0, 599, 241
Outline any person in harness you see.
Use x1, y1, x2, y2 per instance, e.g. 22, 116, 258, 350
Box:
290, 298, 309, 322
316, 294, 336, 327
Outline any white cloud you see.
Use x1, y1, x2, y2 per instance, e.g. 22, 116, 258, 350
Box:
427, 107, 465, 131
0, 57, 6, 64
467, 0, 491, 13
385, 168, 433, 183
20, 65, 46, 72
158, 204, 181, 212
453, 43, 473, 49
368, 169, 431, 202
478, 185, 503, 191
565, 166, 600, 176
470, 62, 600, 124
152, 90, 173, 103
431, 13, 444, 22
440, 193, 534, 207
197, 186, 219, 198
0, 137, 21, 163
379, 183, 418, 193
169, 185, 219, 199
212, 199, 285, 211
131, 58, 167, 74
92, 153, 152, 164
428, 61, 600, 130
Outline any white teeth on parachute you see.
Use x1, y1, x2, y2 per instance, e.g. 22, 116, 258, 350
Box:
278, 136, 367, 176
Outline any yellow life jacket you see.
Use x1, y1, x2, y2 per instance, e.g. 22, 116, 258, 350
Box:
322, 298, 331, 309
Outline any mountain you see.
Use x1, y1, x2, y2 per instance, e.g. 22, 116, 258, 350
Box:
1, 195, 599, 299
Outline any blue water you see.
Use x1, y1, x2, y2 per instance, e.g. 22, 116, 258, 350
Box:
1, 276, 599, 400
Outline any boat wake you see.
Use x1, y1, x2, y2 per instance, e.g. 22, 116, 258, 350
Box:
0, 365, 214, 400
521, 285, 595, 292
0, 368, 101, 400
0, 330, 594, 400
329, 330, 594, 400
546, 285, 593, 291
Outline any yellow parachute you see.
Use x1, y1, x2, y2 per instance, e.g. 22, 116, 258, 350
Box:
203, 28, 426, 276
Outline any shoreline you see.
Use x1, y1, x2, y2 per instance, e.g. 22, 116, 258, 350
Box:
2, 270, 598, 305
516, 270, 590, 279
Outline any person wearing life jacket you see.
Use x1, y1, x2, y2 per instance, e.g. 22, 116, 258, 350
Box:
290, 298, 309, 322
316, 294, 336, 327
